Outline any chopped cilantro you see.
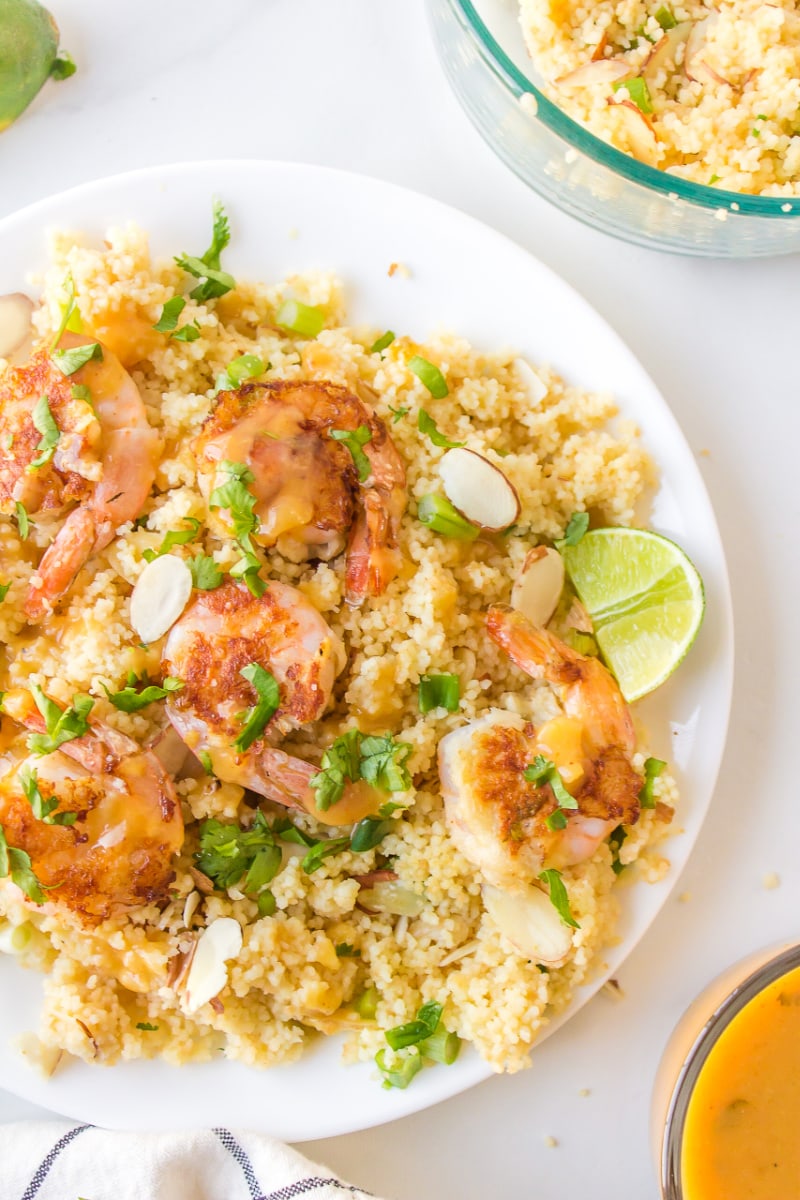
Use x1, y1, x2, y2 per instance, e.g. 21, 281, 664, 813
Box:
300, 836, 351, 875
335, 943, 361, 958
198, 750, 214, 776
27, 395, 60, 470
136, 1022, 159, 1032
0, 825, 46, 904
142, 518, 202, 562
387, 404, 409, 423
408, 355, 448, 399
27, 687, 94, 756
417, 409, 465, 450
153, 297, 186, 332
196, 810, 281, 901
229, 549, 266, 597
329, 425, 373, 483
310, 729, 412, 812
172, 321, 201, 342
103, 676, 183, 712
562, 511, 589, 546
209, 460, 259, 551
538, 868, 580, 929
19, 765, 76, 826
174, 200, 236, 302
14, 502, 29, 541
51, 342, 103, 377
234, 663, 280, 752
0, 583, 9, 604
188, 553, 224, 590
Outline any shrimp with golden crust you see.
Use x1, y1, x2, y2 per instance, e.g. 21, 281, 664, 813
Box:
162, 579, 379, 826
0, 333, 160, 622
0, 689, 183, 926
192, 380, 407, 604
438, 606, 642, 889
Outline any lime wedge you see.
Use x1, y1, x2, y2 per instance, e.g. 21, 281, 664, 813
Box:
560, 527, 705, 702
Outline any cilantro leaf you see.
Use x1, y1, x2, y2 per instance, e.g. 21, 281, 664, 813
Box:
153, 297, 186, 332
27, 687, 94, 756
229, 549, 266, 597
51, 342, 103, 377
329, 425, 373, 483
171, 321, 201, 342
209, 461, 259, 551
417, 409, 465, 450
562, 512, 589, 546
359, 735, 412, 793
300, 836, 350, 875
309, 729, 363, 811
234, 664, 280, 752
103, 676, 183, 713
538, 868, 580, 929
27, 395, 60, 470
0, 825, 46, 904
175, 200, 235, 302
188, 554, 224, 590
196, 810, 281, 897
136, 1022, 159, 1032
387, 404, 409, 423
50, 273, 77, 351
141, 519, 201, 562
14, 501, 29, 540
524, 754, 577, 830
0, 583, 10, 604
19, 765, 76, 826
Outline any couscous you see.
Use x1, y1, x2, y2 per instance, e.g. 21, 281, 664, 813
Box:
0, 210, 676, 1086
519, 0, 800, 194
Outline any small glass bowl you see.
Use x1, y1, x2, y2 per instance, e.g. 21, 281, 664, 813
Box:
651, 941, 800, 1198
426, 0, 800, 256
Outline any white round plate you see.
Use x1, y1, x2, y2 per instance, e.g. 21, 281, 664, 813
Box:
0, 161, 733, 1140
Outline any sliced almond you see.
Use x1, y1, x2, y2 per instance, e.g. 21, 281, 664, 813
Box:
606, 99, 660, 166
483, 881, 573, 967
556, 58, 631, 88
684, 15, 731, 86
130, 555, 193, 644
0, 293, 34, 362
440, 448, 520, 532
514, 357, 548, 407
357, 880, 425, 917
642, 22, 692, 90
182, 916, 243, 1014
511, 546, 564, 627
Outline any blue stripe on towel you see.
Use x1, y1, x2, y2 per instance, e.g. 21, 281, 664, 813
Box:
19, 1124, 91, 1200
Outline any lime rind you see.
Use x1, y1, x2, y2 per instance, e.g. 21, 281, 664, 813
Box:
561, 528, 705, 702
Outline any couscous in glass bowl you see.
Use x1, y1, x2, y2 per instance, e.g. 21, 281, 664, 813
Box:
426, 0, 800, 256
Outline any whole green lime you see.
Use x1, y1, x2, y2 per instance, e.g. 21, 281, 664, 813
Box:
0, 0, 60, 132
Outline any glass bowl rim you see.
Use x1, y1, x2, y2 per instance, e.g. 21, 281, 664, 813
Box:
452, 0, 800, 219
659, 941, 800, 1199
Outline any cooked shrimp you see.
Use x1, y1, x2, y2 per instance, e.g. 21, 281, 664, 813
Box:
192, 380, 407, 603
0, 333, 160, 621
0, 689, 183, 926
162, 579, 378, 825
438, 607, 641, 888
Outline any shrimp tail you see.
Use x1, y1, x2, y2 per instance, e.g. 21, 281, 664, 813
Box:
345, 490, 402, 604
23, 506, 97, 622
486, 605, 582, 686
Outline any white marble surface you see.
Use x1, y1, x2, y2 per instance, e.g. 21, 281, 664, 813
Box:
0, 2, 798, 1198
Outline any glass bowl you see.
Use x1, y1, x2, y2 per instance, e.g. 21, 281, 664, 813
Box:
426, 0, 800, 255
651, 941, 800, 1198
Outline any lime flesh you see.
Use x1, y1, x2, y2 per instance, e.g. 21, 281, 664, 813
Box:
560, 527, 705, 702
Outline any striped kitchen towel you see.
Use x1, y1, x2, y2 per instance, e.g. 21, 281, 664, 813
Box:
0, 1122, 384, 1200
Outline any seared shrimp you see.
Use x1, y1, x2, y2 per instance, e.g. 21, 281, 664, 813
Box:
438, 607, 641, 888
162, 579, 378, 825
0, 333, 160, 621
193, 380, 407, 603
0, 689, 183, 925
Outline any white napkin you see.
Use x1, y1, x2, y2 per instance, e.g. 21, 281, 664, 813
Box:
0, 1121, 385, 1200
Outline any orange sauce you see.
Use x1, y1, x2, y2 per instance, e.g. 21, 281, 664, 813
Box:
681, 963, 800, 1199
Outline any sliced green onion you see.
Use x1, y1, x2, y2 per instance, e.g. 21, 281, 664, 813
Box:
654, 5, 677, 29
417, 493, 479, 541
639, 756, 666, 809
50, 51, 77, 80
421, 1026, 461, 1065
370, 330, 395, 355
171, 321, 201, 343
257, 889, 276, 917
216, 353, 266, 393
418, 673, 460, 714
14, 502, 29, 540
329, 425, 372, 483
613, 77, 653, 115
300, 836, 350, 875
0, 583, 9, 603
274, 299, 324, 338
350, 816, 391, 853
375, 1046, 423, 1090
409, 355, 448, 398
355, 986, 379, 1020
385, 1001, 442, 1050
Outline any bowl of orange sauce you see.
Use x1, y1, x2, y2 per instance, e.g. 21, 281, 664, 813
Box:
653, 942, 800, 1200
